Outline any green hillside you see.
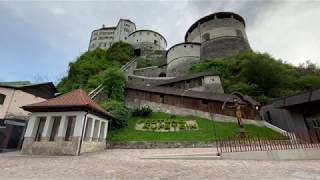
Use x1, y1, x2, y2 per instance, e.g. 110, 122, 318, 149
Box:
57, 42, 134, 93
191, 52, 320, 104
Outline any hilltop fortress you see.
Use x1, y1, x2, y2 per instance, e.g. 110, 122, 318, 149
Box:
89, 12, 260, 121
89, 12, 252, 78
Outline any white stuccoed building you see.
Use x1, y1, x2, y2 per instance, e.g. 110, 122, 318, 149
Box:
21, 89, 113, 156
88, 19, 136, 51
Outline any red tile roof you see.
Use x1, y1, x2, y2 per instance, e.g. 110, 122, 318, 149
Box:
23, 89, 113, 118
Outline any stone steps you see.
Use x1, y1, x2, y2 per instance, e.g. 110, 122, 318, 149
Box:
141, 152, 221, 160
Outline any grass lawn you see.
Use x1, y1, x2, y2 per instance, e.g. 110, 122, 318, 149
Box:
107, 112, 281, 142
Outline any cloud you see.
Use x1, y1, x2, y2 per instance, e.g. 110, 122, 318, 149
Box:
0, 0, 319, 83
247, 1, 320, 65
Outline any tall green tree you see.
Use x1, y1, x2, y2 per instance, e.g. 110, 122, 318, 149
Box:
102, 67, 127, 101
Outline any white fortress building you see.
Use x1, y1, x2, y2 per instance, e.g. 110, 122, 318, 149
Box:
88, 12, 252, 78
88, 19, 136, 51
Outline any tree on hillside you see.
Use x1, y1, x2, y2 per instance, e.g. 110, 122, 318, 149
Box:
57, 42, 133, 93
102, 67, 127, 101
191, 52, 320, 104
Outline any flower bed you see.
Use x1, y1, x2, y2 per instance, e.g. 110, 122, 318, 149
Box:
136, 119, 198, 132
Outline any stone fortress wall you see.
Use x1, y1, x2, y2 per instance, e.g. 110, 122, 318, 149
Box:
184, 12, 252, 61
127, 30, 167, 51
89, 12, 252, 83
166, 42, 201, 77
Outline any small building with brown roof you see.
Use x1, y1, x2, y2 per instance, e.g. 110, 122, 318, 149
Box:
21, 89, 113, 156
0, 81, 57, 152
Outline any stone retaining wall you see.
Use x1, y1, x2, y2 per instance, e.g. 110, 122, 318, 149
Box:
22, 137, 81, 156
106, 141, 216, 149
81, 141, 106, 154
126, 98, 264, 126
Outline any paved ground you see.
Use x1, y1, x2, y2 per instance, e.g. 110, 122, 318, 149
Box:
0, 148, 320, 180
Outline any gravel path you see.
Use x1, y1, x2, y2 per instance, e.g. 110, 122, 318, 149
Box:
0, 148, 320, 179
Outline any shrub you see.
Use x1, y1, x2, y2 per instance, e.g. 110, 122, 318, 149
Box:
179, 124, 186, 130
132, 106, 152, 117
100, 100, 129, 129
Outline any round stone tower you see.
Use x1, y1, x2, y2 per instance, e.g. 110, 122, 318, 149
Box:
185, 12, 252, 60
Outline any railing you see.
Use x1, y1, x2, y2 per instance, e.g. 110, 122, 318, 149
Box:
216, 131, 320, 154
88, 57, 138, 99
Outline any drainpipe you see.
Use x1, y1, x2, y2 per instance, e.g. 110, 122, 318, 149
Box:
78, 111, 89, 156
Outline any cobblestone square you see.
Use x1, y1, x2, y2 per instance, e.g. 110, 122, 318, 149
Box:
1, 148, 320, 179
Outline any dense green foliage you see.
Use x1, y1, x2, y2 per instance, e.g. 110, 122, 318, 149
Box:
57, 42, 133, 129
191, 52, 320, 104
108, 112, 280, 142
57, 42, 133, 93
132, 106, 153, 117
100, 100, 130, 128
102, 68, 127, 101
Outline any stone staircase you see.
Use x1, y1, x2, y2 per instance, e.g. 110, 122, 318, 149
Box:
141, 152, 221, 160
88, 57, 138, 99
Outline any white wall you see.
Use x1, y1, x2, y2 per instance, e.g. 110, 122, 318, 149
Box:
166, 43, 200, 76
186, 18, 247, 43
114, 19, 136, 42
127, 30, 167, 50
89, 28, 115, 50
89, 19, 136, 51
25, 111, 109, 139
0, 87, 46, 119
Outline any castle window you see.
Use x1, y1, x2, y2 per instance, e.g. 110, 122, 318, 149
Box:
202, 33, 210, 42
236, 30, 243, 38
160, 94, 164, 98
159, 72, 166, 77
0, 94, 6, 105
154, 33, 157, 37
154, 40, 158, 45
184, 45, 186, 48
191, 45, 193, 48
202, 100, 208, 105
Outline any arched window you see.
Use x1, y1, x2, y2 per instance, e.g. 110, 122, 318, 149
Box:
202, 33, 210, 42
159, 72, 166, 77
0, 94, 6, 105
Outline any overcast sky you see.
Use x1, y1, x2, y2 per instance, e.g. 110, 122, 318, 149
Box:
0, 0, 319, 83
